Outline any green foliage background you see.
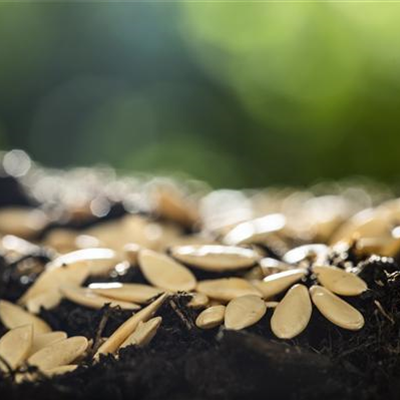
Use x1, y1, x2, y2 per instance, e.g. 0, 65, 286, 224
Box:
0, 2, 399, 188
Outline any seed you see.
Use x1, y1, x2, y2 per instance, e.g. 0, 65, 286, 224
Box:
29, 331, 67, 356
283, 244, 329, 265
48, 247, 120, 275
19, 261, 90, 305
138, 249, 196, 292
312, 265, 367, 296
195, 305, 226, 329
259, 258, 293, 276
252, 268, 307, 299
28, 336, 88, 370
170, 245, 261, 271
223, 214, 286, 245
225, 295, 267, 330
89, 282, 163, 304
60, 285, 140, 310
43, 365, 77, 376
265, 301, 279, 308
187, 292, 209, 309
123, 243, 142, 265
0, 207, 48, 238
120, 317, 162, 349
26, 290, 62, 314
0, 325, 33, 371
0, 300, 51, 334
271, 284, 312, 339
43, 229, 78, 253
95, 293, 168, 358
196, 278, 262, 302
310, 285, 365, 330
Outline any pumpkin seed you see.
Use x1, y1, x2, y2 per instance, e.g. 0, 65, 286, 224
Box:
29, 331, 67, 356
265, 301, 279, 308
223, 214, 286, 245
0, 324, 33, 371
170, 245, 261, 271
95, 293, 168, 358
252, 268, 307, 299
43, 364, 78, 376
138, 249, 196, 292
0, 300, 51, 334
43, 229, 78, 253
0, 207, 48, 238
312, 265, 367, 296
271, 284, 312, 339
28, 336, 88, 370
259, 258, 293, 276
123, 243, 141, 265
195, 305, 225, 329
310, 285, 365, 330
283, 244, 329, 265
89, 282, 163, 304
120, 316, 162, 349
225, 295, 267, 330
48, 247, 120, 275
60, 285, 140, 310
187, 292, 209, 309
196, 278, 262, 302
26, 290, 62, 314
19, 261, 90, 305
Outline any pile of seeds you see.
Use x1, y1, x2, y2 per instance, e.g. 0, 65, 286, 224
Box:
1, 154, 400, 399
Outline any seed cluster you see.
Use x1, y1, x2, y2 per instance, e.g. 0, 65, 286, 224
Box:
0, 161, 398, 385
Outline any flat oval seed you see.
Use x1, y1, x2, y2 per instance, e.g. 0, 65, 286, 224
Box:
259, 258, 293, 276
170, 245, 260, 271
0, 325, 33, 370
0, 300, 51, 334
312, 265, 367, 296
196, 278, 262, 302
310, 285, 365, 330
89, 282, 163, 304
188, 292, 209, 309
26, 290, 62, 314
60, 285, 140, 310
196, 305, 226, 329
283, 244, 329, 265
120, 317, 162, 349
225, 295, 266, 330
138, 249, 196, 292
252, 268, 307, 299
95, 293, 168, 358
28, 337, 88, 370
43, 365, 77, 377
271, 284, 312, 339
223, 214, 286, 245
29, 331, 67, 356
19, 261, 90, 305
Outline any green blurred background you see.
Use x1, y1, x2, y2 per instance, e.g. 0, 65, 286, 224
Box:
0, 2, 400, 188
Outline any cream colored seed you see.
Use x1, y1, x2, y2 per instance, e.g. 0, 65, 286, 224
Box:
89, 282, 163, 304
225, 295, 266, 330
29, 331, 68, 356
19, 261, 90, 305
60, 285, 140, 310
0, 300, 51, 334
187, 292, 209, 309
170, 245, 261, 271
259, 258, 293, 276
26, 290, 62, 314
312, 265, 367, 296
310, 285, 365, 331
120, 316, 162, 349
0, 325, 33, 371
265, 301, 279, 308
28, 336, 88, 370
123, 243, 142, 265
138, 249, 196, 292
43, 229, 78, 253
271, 284, 312, 339
95, 293, 168, 359
252, 268, 307, 299
43, 365, 78, 376
283, 244, 329, 265
196, 278, 262, 302
223, 213, 286, 246
195, 305, 225, 329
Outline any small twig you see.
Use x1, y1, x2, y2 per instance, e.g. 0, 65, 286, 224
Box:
169, 299, 193, 331
374, 300, 395, 324
90, 307, 112, 357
